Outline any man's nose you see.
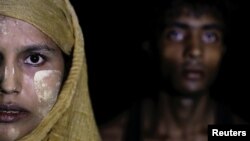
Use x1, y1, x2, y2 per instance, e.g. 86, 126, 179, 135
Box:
0, 64, 21, 94
184, 35, 203, 59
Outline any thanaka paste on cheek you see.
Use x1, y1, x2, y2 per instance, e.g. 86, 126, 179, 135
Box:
34, 70, 62, 117
6, 126, 20, 141
0, 19, 8, 35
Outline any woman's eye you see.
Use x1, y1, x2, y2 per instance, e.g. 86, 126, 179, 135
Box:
24, 54, 45, 66
202, 32, 219, 44
166, 30, 185, 42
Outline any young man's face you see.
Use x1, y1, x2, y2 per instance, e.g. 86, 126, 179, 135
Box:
159, 11, 224, 96
0, 17, 64, 140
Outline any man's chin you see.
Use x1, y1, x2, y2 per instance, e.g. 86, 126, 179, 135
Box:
162, 80, 208, 98
177, 86, 207, 98
170, 82, 206, 97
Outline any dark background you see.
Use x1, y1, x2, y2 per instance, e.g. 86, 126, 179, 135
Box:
70, 0, 250, 125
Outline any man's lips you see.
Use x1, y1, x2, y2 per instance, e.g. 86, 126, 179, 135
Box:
182, 67, 204, 80
0, 104, 29, 123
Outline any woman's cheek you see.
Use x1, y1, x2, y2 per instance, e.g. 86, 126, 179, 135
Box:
6, 127, 20, 141
33, 70, 62, 117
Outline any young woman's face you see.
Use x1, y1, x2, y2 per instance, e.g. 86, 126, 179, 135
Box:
0, 17, 64, 140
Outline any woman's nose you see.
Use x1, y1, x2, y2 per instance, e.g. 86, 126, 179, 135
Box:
0, 65, 21, 94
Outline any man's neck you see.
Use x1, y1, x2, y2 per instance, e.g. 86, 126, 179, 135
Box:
157, 91, 215, 133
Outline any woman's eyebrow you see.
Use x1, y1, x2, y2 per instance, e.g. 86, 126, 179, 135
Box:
18, 44, 56, 53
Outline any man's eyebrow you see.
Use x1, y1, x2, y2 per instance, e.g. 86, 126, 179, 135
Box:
165, 22, 224, 31
166, 22, 189, 29
19, 44, 56, 53
202, 24, 224, 31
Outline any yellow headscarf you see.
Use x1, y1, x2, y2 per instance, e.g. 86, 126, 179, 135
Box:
0, 0, 100, 140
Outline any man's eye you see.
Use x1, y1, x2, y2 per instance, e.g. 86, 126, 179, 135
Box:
202, 32, 219, 44
166, 30, 185, 42
24, 54, 45, 66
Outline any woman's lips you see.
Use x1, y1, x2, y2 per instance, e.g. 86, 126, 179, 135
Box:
0, 104, 29, 123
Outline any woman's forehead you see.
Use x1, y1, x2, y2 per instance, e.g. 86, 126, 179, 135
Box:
0, 16, 58, 49
0, 16, 41, 34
